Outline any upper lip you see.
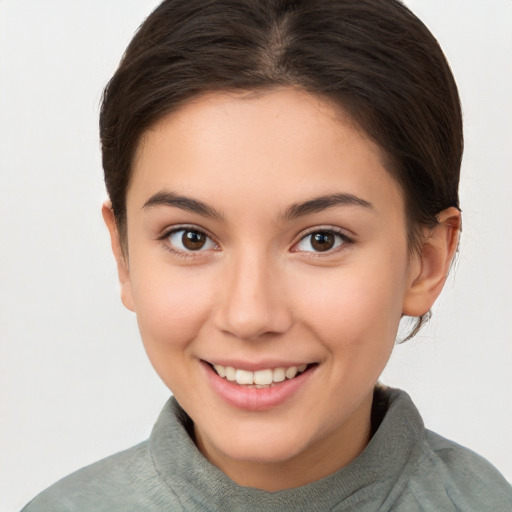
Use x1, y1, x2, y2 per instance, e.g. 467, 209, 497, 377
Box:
201, 359, 316, 371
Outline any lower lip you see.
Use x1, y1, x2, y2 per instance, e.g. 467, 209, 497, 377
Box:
201, 362, 316, 411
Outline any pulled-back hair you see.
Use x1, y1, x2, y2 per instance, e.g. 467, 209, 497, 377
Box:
100, 0, 462, 251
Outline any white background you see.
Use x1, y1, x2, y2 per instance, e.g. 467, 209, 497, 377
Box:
1, 1, 511, 510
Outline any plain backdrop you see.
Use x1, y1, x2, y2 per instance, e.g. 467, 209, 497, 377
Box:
1, 1, 511, 510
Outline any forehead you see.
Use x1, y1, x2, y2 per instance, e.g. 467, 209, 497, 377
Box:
128, 88, 404, 220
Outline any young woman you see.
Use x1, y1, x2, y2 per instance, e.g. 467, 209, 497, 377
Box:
21, 0, 512, 510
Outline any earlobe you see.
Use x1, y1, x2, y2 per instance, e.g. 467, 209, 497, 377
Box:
402, 207, 461, 317
101, 201, 135, 312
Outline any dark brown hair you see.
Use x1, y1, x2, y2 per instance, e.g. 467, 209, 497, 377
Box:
100, 0, 463, 251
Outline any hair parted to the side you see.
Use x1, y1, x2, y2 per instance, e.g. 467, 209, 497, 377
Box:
100, 0, 463, 338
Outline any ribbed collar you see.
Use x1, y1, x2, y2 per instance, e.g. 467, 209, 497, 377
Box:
149, 387, 425, 511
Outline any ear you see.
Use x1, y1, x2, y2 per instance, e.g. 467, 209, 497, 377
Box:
102, 201, 135, 312
402, 207, 461, 317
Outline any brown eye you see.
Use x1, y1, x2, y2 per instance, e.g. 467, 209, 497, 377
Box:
182, 230, 206, 250
310, 232, 335, 251
294, 230, 347, 253
167, 228, 216, 252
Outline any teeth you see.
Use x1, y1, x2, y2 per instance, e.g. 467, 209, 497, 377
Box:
225, 366, 236, 381
273, 367, 286, 382
235, 369, 253, 385
212, 363, 309, 386
214, 364, 226, 378
285, 366, 298, 379
254, 369, 273, 385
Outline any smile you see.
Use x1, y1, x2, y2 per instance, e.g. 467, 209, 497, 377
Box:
211, 363, 311, 388
202, 360, 318, 410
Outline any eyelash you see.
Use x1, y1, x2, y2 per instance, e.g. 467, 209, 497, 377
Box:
292, 227, 354, 256
158, 225, 219, 259
158, 225, 354, 259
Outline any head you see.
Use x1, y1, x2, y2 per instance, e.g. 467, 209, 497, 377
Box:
101, 0, 462, 248
100, 0, 462, 489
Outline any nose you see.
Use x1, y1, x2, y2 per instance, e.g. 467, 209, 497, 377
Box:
213, 250, 293, 340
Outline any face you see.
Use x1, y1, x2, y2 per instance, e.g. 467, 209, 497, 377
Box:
108, 88, 426, 489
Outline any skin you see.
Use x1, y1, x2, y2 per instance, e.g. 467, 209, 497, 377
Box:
103, 88, 460, 491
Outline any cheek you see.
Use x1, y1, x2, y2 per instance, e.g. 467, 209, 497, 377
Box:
129, 259, 213, 355
292, 255, 407, 350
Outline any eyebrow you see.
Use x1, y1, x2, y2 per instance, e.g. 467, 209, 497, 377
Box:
142, 191, 224, 221
282, 193, 374, 221
142, 190, 372, 222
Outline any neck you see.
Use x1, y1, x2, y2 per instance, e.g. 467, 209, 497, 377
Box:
194, 393, 373, 491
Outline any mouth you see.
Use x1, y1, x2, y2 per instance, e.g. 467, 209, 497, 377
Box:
205, 362, 317, 388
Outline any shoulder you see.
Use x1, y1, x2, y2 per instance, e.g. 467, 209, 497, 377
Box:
409, 427, 512, 510
377, 387, 512, 511
20, 441, 181, 512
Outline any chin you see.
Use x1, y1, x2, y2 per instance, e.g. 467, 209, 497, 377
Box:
233, 439, 305, 464
197, 418, 319, 464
